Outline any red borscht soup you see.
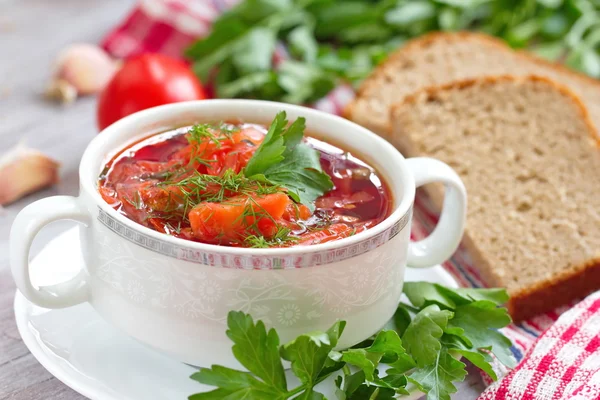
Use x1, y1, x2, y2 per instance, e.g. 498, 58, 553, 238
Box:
98, 113, 391, 247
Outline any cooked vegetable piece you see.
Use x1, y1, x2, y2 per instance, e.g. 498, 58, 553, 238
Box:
189, 193, 291, 244
296, 223, 364, 245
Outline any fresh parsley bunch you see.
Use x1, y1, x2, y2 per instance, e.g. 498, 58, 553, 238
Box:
185, 0, 600, 104
189, 282, 516, 400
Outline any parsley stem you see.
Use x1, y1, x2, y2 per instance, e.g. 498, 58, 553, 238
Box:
342, 364, 351, 376
285, 384, 306, 398
368, 388, 380, 400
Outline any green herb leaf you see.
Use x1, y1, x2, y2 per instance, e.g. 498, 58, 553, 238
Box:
289, 25, 319, 62
186, 0, 600, 104
243, 112, 288, 177
402, 305, 453, 367
263, 142, 334, 207
451, 287, 509, 304
233, 27, 278, 73
403, 282, 457, 309
436, 285, 509, 306
409, 347, 467, 400
335, 330, 412, 398
186, 21, 248, 81
243, 111, 333, 207
277, 60, 337, 104
313, 2, 376, 38
218, 71, 278, 98
447, 300, 516, 368
386, 352, 417, 375
368, 330, 407, 357
385, 2, 436, 27
189, 365, 286, 399
387, 304, 412, 337
281, 321, 346, 388
442, 334, 497, 380
347, 385, 396, 400
454, 349, 497, 380
226, 311, 288, 390
335, 369, 366, 399
298, 390, 326, 399
334, 330, 410, 383
337, 348, 380, 381
190, 284, 515, 400
443, 325, 474, 348
403, 282, 509, 309
334, 369, 406, 400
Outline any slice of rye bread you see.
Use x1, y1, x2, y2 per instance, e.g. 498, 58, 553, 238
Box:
390, 75, 600, 321
345, 31, 600, 136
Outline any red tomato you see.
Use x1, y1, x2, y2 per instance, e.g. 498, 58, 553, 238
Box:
97, 54, 207, 131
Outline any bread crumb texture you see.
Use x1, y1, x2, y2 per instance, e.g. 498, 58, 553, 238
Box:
391, 76, 600, 321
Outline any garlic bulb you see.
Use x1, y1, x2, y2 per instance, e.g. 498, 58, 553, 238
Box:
44, 44, 117, 103
0, 145, 60, 205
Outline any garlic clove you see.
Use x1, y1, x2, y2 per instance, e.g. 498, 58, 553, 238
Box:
48, 43, 117, 101
44, 79, 77, 104
0, 145, 60, 205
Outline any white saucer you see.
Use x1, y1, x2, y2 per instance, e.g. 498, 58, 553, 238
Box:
14, 228, 458, 400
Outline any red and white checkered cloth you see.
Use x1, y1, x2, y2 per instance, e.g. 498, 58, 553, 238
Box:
480, 292, 600, 400
101, 2, 600, 398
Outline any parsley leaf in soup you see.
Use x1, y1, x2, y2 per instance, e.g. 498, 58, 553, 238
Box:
243, 111, 288, 177
243, 111, 333, 208
262, 142, 334, 208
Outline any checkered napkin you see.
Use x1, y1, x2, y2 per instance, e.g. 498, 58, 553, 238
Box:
101, 2, 600, 398
479, 292, 600, 400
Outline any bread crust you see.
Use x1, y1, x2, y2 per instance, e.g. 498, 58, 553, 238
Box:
390, 75, 600, 322
509, 258, 600, 321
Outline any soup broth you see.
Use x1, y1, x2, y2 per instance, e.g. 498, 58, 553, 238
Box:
98, 120, 391, 248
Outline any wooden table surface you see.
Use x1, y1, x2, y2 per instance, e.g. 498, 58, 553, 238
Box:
0, 1, 485, 399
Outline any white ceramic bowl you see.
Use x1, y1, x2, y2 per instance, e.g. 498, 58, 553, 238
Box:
11, 100, 467, 368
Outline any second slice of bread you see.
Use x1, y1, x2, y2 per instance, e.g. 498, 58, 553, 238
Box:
346, 32, 600, 136
391, 76, 600, 321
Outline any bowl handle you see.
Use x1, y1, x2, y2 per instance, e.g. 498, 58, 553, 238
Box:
10, 196, 91, 308
405, 157, 467, 268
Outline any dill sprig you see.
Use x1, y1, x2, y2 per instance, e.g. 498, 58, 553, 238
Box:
185, 123, 240, 169
245, 226, 298, 248
167, 170, 283, 219
235, 198, 298, 248
123, 191, 144, 210
186, 122, 239, 148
